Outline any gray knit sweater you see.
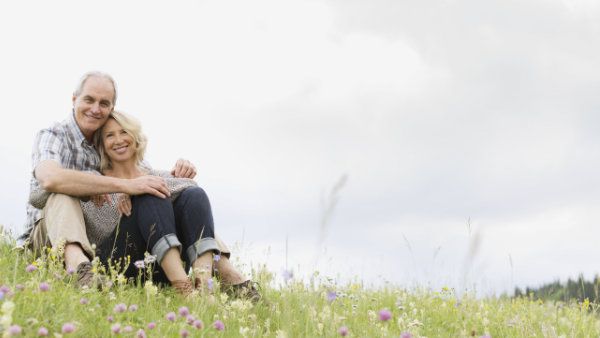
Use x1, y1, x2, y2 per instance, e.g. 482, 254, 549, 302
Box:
28, 169, 198, 247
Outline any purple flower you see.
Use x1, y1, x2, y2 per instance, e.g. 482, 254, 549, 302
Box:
213, 320, 225, 331
8, 325, 22, 335
180, 329, 190, 337
134, 260, 145, 269
186, 315, 195, 325
480, 336, 492, 338
107, 315, 114, 322
213, 254, 221, 262
38, 327, 49, 336
178, 306, 189, 317
66, 267, 75, 275
80, 298, 89, 305
26, 264, 37, 272
378, 309, 392, 322
166, 312, 176, 321
193, 319, 204, 329
147, 322, 156, 330
0, 285, 11, 293
207, 278, 214, 291
123, 326, 133, 333
129, 304, 138, 312
111, 323, 121, 334
15, 284, 24, 291
281, 269, 294, 282
136, 329, 147, 338
62, 323, 76, 334
114, 303, 127, 313
400, 332, 413, 338
327, 290, 337, 302
0, 291, 4, 300
338, 326, 349, 336
39, 282, 50, 292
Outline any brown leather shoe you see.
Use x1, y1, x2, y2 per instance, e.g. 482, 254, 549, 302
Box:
172, 279, 194, 297
76, 262, 107, 290
225, 280, 262, 304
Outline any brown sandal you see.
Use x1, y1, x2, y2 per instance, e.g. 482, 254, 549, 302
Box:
172, 279, 194, 297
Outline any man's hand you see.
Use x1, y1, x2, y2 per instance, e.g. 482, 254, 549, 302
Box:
171, 158, 197, 178
90, 194, 111, 207
115, 194, 132, 216
125, 175, 171, 198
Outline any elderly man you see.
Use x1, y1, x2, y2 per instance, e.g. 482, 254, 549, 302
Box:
21, 71, 197, 288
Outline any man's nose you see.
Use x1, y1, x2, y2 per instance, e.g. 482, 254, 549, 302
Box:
90, 102, 101, 113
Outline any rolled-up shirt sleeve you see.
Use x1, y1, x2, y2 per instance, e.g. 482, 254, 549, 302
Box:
32, 129, 66, 175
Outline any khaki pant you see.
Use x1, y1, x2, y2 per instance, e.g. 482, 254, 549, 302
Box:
30, 193, 94, 258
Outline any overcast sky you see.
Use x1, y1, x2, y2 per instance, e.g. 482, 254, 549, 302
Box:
1, 0, 599, 295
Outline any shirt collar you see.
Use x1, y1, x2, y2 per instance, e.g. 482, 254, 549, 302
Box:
69, 110, 94, 147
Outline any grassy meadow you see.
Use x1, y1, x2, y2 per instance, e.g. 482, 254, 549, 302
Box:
1, 230, 600, 337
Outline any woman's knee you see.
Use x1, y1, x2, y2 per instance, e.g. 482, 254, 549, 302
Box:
178, 187, 210, 206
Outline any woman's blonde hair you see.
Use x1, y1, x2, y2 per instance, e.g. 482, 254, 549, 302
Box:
95, 110, 147, 171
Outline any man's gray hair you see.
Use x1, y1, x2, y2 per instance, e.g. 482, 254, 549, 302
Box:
73, 71, 118, 105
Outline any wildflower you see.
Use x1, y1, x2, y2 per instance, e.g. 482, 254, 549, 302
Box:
37, 327, 49, 336
129, 304, 138, 312
15, 284, 24, 291
327, 291, 337, 303
186, 315, 195, 325
378, 309, 392, 322
147, 322, 156, 330
281, 269, 293, 282
111, 323, 121, 334
338, 326, 349, 336
144, 254, 156, 264
401, 332, 413, 338
144, 281, 158, 296
480, 336, 492, 338
26, 264, 37, 272
180, 329, 190, 337
62, 323, 76, 334
213, 254, 221, 262
123, 326, 133, 333
207, 278, 214, 291
134, 260, 145, 269
0, 291, 4, 300
114, 303, 127, 313
80, 298, 89, 305
8, 325, 22, 335
166, 312, 176, 321
107, 316, 114, 322
193, 319, 204, 329
0, 285, 10, 293
213, 320, 225, 331
178, 306, 189, 317
66, 267, 75, 275
136, 329, 147, 338
39, 282, 50, 292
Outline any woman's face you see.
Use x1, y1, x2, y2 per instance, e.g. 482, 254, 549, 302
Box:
102, 118, 136, 163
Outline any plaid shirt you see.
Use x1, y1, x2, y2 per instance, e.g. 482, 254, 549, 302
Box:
21, 111, 100, 241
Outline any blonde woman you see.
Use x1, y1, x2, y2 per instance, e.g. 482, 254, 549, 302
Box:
84, 110, 259, 300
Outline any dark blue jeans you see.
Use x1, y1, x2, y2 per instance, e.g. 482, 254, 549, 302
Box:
98, 187, 219, 284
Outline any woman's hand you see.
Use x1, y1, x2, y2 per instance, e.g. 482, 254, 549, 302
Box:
90, 194, 110, 207
116, 193, 132, 217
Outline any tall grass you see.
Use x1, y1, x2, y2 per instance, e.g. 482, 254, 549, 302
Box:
0, 229, 600, 337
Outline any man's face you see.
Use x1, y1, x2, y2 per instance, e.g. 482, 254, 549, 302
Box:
72, 76, 115, 140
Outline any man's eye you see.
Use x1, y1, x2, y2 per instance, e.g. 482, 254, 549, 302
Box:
101, 102, 110, 107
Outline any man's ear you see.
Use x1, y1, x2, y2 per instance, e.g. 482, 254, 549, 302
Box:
72, 94, 77, 105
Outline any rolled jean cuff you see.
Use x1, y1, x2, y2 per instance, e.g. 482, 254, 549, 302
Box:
152, 234, 182, 265
186, 237, 220, 264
